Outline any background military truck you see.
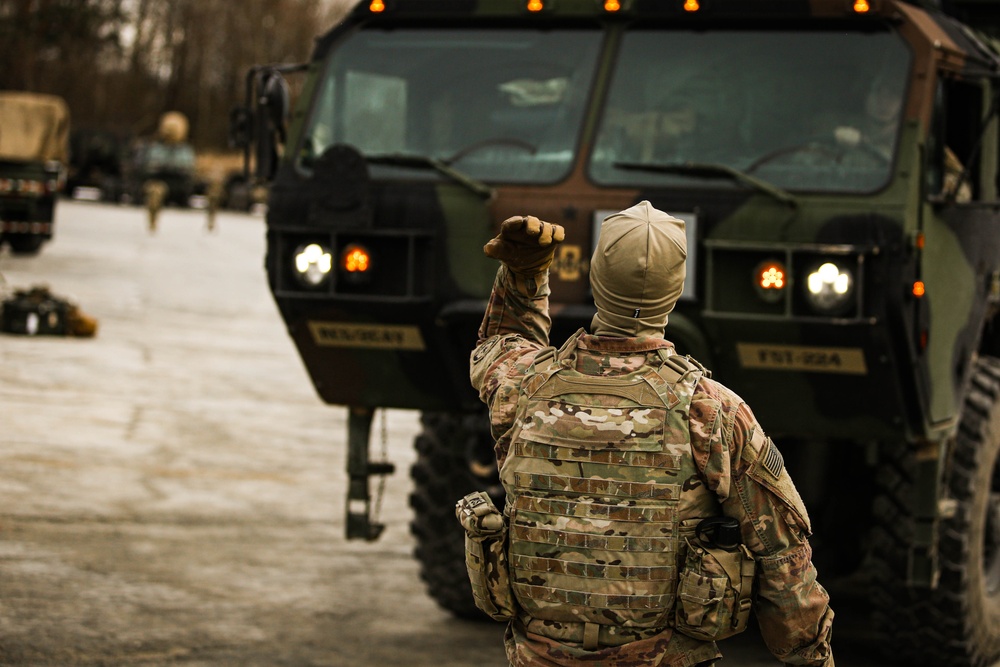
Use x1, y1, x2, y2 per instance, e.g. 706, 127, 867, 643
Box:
0, 91, 69, 255
66, 128, 127, 201
236, 1, 1000, 664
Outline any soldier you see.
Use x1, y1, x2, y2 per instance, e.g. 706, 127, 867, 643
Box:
833, 74, 903, 161
143, 179, 167, 234
463, 201, 834, 667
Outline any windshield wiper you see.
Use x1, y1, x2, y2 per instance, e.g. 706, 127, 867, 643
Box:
613, 160, 797, 207
365, 153, 495, 200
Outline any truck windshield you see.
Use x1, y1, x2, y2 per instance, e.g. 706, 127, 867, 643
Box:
590, 29, 911, 193
299, 27, 602, 183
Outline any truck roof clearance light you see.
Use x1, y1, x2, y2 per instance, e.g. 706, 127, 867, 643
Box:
754, 261, 786, 303
852, 0, 870, 13
913, 281, 926, 298
683, 0, 700, 12
604, 0, 621, 11
341, 244, 371, 274
368, 0, 385, 13
527, 0, 544, 12
805, 261, 854, 314
293, 243, 333, 287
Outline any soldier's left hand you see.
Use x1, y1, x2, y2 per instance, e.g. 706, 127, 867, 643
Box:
483, 215, 565, 275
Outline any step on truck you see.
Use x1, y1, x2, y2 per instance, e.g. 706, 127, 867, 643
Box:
234, 1, 1000, 664
0, 91, 69, 255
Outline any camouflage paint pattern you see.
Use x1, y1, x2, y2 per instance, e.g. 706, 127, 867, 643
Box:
470, 265, 834, 666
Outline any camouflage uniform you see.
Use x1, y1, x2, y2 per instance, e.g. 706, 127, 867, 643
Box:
470, 264, 834, 667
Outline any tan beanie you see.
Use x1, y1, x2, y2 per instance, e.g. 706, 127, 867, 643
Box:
590, 200, 686, 337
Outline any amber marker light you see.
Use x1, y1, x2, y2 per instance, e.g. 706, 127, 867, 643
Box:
754, 260, 787, 303
683, 0, 700, 12
341, 244, 371, 273
527, 0, 544, 11
913, 281, 926, 298
604, 0, 621, 11
853, 0, 870, 13
369, 0, 385, 12
760, 265, 785, 289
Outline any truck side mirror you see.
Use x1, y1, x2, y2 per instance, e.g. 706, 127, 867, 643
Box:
253, 70, 290, 182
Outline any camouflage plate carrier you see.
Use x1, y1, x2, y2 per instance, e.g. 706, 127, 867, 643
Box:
496, 335, 751, 646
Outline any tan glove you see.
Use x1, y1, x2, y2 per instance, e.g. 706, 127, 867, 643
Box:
484, 215, 565, 275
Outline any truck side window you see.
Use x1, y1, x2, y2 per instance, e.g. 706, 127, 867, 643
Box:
930, 77, 982, 203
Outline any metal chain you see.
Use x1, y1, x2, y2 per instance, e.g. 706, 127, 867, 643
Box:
372, 408, 389, 524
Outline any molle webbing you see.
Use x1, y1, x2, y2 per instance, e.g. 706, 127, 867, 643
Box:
513, 494, 679, 523
514, 584, 676, 611
510, 553, 676, 581
511, 522, 678, 552
511, 472, 680, 499
513, 441, 682, 468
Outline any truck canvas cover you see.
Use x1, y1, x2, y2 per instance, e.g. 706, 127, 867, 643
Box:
0, 92, 70, 163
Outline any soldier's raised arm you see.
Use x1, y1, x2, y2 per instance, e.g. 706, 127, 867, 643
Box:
471, 215, 565, 458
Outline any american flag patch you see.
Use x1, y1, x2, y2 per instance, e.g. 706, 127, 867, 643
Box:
762, 439, 784, 479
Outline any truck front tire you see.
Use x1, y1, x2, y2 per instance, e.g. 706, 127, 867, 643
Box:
409, 411, 500, 620
871, 357, 1000, 666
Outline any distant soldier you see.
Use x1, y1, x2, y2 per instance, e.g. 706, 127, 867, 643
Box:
143, 179, 167, 233
142, 112, 196, 233
205, 177, 224, 232
462, 201, 834, 666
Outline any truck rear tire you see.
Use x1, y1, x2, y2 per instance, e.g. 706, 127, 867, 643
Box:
870, 357, 1000, 666
409, 411, 499, 620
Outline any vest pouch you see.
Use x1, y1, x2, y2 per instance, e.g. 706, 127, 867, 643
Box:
456, 491, 516, 621
675, 536, 755, 641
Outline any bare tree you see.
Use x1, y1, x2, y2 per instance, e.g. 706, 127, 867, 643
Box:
0, 0, 354, 150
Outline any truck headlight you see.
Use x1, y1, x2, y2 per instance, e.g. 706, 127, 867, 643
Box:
804, 261, 853, 314
293, 243, 333, 287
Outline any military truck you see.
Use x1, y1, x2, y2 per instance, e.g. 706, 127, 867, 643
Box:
236, 1, 1000, 664
67, 128, 127, 201
0, 91, 69, 255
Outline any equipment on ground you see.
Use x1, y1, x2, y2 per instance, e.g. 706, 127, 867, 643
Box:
0, 285, 97, 337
